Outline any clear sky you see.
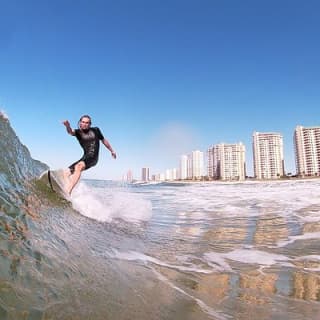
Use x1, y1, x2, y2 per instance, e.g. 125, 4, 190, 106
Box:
1, 0, 320, 180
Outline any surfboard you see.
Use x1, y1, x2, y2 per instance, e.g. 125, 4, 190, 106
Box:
39, 169, 70, 200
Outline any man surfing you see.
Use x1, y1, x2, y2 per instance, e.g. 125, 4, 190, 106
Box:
62, 115, 117, 195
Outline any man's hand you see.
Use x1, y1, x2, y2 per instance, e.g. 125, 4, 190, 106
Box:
62, 120, 74, 135
111, 151, 117, 159
63, 120, 70, 127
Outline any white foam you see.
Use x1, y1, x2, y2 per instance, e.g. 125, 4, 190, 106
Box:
302, 267, 320, 272
108, 250, 230, 317
70, 181, 152, 223
157, 180, 320, 223
295, 255, 320, 261
276, 232, 320, 247
150, 267, 230, 320
294, 255, 320, 271
223, 249, 291, 265
110, 249, 213, 274
296, 212, 320, 223
204, 248, 292, 271
0, 109, 9, 120
205, 254, 233, 272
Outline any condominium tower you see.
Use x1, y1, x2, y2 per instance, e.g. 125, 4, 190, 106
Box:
207, 143, 246, 180
186, 150, 204, 179
252, 132, 284, 179
141, 167, 150, 182
165, 168, 178, 181
180, 155, 188, 180
126, 169, 133, 183
294, 125, 320, 176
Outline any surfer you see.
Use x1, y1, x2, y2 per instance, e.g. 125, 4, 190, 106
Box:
62, 115, 117, 195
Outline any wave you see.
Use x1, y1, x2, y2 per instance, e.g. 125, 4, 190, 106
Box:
0, 112, 48, 225
0, 114, 159, 319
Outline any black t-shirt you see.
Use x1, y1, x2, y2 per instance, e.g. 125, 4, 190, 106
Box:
74, 127, 104, 159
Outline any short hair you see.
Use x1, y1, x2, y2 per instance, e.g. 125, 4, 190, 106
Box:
78, 115, 92, 129
79, 115, 92, 125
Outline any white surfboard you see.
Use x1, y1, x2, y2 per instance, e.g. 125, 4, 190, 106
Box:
39, 169, 70, 200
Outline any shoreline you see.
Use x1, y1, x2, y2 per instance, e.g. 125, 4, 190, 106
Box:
130, 176, 320, 185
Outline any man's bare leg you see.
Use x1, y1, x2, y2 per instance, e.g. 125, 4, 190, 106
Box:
66, 162, 86, 195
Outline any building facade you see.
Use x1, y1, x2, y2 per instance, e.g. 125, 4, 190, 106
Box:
126, 169, 133, 183
181, 151, 205, 180
207, 146, 215, 178
191, 150, 204, 179
294, 125, 320, 177
207, 143, 246, 180
252, 132, 284, 179
165, 168, 178, 181
180, 155, 188, 180
141, 167, 150, 182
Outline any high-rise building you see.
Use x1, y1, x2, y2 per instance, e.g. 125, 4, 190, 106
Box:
190, 150, 204, 179
153, 173, 163, 181
294, 125, 320, 177
165, 169, 172, 181
252, 132, 284, 179
207, 146, 214, 178
168, 168, 177, 180
126, 169, 133, 183
175, 168, 180, 180
141, 167, 150, 182
187, 153, 193, 179
180, 155, 188, 180
207, 143, 246, 180
164, 168, 177, 181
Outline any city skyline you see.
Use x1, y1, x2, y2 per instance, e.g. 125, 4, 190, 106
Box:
141, 125, 320, 182
1, 1, 320, 180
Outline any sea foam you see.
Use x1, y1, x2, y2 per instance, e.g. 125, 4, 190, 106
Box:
70, 181, 152, 223
204, 248, 293, 271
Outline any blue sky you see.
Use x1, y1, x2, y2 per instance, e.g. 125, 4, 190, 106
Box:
1, 0, 320, 180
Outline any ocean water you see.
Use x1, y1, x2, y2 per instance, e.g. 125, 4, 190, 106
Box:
1, 115, 320, 319
11, 178, 320, 320
75, 179, 320, 320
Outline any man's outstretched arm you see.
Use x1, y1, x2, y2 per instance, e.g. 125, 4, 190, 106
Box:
102, 139, 117, 159
62, 120, 75, 136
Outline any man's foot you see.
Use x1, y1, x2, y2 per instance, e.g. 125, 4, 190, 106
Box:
63, 169, 71, 181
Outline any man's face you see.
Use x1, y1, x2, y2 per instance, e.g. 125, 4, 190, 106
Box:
79, 117, 91, 130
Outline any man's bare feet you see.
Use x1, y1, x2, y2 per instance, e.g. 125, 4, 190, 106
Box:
62, 171, 72, 195
63, 169, 71, 181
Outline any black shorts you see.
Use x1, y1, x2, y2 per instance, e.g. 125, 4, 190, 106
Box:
69, 156, 98, 174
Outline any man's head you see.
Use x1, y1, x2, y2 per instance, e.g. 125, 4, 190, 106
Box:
78, 115, 92, 131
